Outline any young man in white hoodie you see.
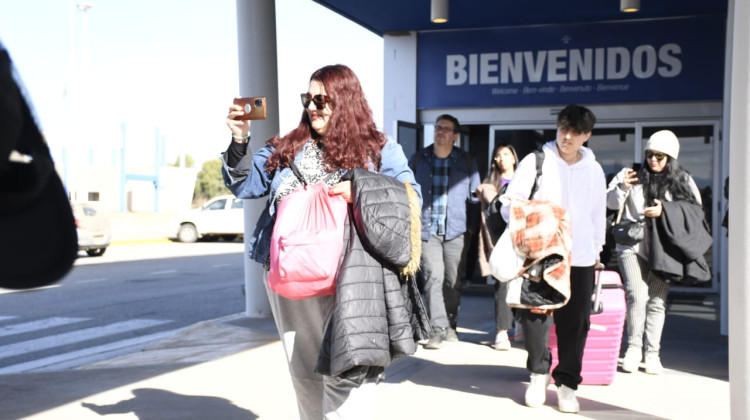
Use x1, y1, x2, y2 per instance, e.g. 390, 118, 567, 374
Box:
501, 104, 607, 413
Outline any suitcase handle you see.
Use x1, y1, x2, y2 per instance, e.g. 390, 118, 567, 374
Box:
592, 263, 605, 315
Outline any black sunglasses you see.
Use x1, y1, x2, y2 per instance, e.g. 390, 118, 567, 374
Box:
300, 93, 334, 110
646, 151, 667, 161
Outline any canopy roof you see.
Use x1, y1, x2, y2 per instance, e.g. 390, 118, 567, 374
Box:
312, 0, 727, 35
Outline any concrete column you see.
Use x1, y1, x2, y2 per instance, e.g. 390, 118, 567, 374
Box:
728, 0, 750, 418
235, 0, 278, 318
721, 3, 733, 336
383, 32, 418, 137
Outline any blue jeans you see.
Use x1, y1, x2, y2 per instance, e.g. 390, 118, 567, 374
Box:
420, 233, 467, 329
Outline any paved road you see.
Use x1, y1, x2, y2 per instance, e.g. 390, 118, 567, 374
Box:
0, 241, 246, 374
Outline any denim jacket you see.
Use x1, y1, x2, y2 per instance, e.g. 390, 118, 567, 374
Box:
221, 137, 420, 265
409, 145, 481, 241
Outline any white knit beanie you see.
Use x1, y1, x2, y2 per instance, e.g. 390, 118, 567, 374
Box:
645, 130, 680, 159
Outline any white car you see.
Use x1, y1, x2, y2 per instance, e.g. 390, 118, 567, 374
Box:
171, 195, 245, 243
72, 202, 111, 256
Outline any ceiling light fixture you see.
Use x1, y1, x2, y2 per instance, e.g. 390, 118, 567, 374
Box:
620, 0, 640, 13
431, 0, 449, 23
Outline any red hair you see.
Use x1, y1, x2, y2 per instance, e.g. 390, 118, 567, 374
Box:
265, 64, 386, 172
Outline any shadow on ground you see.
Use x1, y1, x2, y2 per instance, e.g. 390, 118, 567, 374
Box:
80, 388, 257, 420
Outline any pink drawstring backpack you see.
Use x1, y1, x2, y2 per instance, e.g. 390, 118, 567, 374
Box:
267, 161, 348, 299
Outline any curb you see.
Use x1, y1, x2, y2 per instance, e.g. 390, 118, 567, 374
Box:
110, 238, 172, 246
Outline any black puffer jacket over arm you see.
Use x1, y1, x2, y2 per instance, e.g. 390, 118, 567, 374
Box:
315, 169, 429, 382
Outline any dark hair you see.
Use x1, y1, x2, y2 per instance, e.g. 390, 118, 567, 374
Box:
484, 144, 518, 189
557, 105, 596, 133
435, 114, 459, 132
265, 64, 386, 172
640, 157, 699, 205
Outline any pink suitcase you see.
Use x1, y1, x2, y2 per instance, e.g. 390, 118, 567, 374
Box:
549, 269, 626, 385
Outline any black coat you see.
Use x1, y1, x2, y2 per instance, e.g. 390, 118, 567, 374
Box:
648, 200, 712, 283
315, 168, 430, 383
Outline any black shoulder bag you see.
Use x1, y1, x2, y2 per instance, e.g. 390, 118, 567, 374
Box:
611, 189, 645, 247
0, 47, 78, 289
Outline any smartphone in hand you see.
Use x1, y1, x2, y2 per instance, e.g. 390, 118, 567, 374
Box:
233, 96, 267, 120
629, 162, 642, 185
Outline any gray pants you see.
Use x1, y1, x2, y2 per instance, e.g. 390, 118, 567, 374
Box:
616, 252, 670, 355
421, 233, 467, 329
263, 273, 376, 420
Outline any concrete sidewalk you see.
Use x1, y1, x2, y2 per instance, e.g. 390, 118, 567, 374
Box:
0, 288, 728, 419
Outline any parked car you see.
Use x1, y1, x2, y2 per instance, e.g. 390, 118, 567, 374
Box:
72, 202, 111, 257
170, 195, 244, 243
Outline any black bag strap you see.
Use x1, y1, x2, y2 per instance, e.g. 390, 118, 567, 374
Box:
288, 159, 307, 186
528, 149, 544, 200
613, 188, 632, 226
488, 148, 544, 214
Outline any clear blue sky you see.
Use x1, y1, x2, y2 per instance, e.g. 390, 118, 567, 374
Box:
0, 0, 383, 167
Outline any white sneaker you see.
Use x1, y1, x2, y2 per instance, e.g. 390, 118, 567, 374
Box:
525, 373, 550, 408
621, 347, 642, 373
557, 385, 580, 413
644, 353, 664, 375
493, 330, 511, 351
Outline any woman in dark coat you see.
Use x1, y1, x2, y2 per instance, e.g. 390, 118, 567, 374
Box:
606, 130, 707, 375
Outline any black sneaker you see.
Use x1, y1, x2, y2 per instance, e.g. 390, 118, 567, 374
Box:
423, 328, 446, 349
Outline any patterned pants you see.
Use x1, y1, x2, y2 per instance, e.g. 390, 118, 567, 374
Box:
616, 251, 670, 355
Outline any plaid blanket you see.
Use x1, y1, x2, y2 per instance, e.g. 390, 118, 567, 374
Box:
506, 197, 572, 309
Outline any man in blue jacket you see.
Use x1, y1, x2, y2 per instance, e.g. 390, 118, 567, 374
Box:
409, 114, 481, 349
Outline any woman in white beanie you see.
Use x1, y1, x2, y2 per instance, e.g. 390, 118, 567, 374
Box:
606, 130, 703, 375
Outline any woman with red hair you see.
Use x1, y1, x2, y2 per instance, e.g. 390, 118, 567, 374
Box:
222, 64, 421, 419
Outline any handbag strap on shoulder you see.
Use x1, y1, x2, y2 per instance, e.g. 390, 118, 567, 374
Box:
288, 159, 308, 186
527, 149, 544, 200
614, 189, 631, 225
